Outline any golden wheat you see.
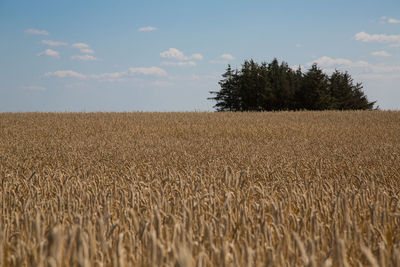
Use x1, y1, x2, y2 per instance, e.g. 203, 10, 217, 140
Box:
0, 111, 399, 266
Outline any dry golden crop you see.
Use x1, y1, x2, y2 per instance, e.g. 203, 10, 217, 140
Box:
0, 111, 399, 266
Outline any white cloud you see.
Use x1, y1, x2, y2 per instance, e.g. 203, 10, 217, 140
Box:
309, 56, 400, 80
91, 68, 169, 82
37, 49, 60, 58
160, 48, 187, 60
220, 54, 235, 60
72, 43, 89, 49
380, 16, 400, 24
45, 66, 167, 82
210, 54, 235, 64
19, 85, 46, 91
71, 55, 98, 61
80, 48, 94, 54
296, 44, 302, 48
91, 72, 125, 79
138, 26, 157, 32
354, 32, 400, 44
309, 56, 368, 68
45, 70, 86, 79
25, 28, 49, 35
161, 61, 196, 67
371, 51, 391, 57
190, 53, 203, 60
90, 72, 127, 82
41, 40, 68, 46
160, 48, 203, 61
72, 43, 94, 54
128, 66, 167, 76
388, 18, 400, 24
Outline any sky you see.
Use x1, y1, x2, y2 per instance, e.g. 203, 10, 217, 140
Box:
0, 0, 399, 111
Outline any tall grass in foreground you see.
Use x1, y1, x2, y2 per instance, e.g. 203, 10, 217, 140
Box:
0, 111, 399, 266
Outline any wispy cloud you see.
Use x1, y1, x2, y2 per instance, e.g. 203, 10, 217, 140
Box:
25, 28, 49, 35
309, 56, 400, 80
19, 85, 46, 91
128, 67, 167, 76
220, 54, 235, 60
45, 66, 167, 82
90, 72, 127, 82
37, 49, 60, 58
91, 67, 167, 82
380, 16, 400, 24
160, 48, 203, 61
309, 56, 368, 68
71, 43, 89, 49
388, 18, 400, 24
160, 48, 188, 60
190, 53, 203, 60
138, 26, 157, 32
371, 51, 391, 57
41, 40, 68, 46
80, 48, 94, 54
71, 55, 98, 61
71, 43, 94, 54
210, 54, 235, 64
354, 32, 400, 44
161, 61, 196, 67
45, 70, 86, 79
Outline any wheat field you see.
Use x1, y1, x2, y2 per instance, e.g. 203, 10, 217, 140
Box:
0, 111, 399, 266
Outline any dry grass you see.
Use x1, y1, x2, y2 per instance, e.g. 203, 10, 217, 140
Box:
0, 111, 399, 266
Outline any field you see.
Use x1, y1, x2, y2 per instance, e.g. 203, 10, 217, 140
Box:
0, 111, 399, 266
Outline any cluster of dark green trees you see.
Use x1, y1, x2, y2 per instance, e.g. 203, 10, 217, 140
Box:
209, 59, 376, 111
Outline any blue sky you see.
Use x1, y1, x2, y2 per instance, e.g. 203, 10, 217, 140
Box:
1, 0, 399, 111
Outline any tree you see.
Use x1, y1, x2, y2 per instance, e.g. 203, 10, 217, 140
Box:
266, 60, 298, 110
298, 64, 332, 110
329, 70, 376, 110
208, 65, 241, 111
209, 59, 376, 111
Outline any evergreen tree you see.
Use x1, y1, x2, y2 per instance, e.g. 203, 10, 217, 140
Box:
208, 65, 240, 111
329, 70, 376, 110
349, 82, 376, 109
299, 64, 332, 110
209, 59, 376, 111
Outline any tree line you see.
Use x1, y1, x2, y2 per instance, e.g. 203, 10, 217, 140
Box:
209, 59, 376, 111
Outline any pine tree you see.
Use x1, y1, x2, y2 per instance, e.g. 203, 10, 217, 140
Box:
209, 65, 241, 111
298, 64, 332, 110
329, 70, 376, 110
209, 59, 376, 111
